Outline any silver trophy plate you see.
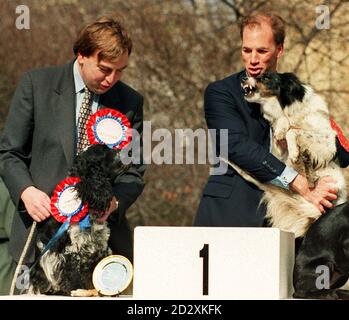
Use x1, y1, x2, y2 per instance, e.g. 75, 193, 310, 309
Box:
93, 255, 133, 296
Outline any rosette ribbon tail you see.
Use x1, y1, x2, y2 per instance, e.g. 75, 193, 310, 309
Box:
29, 216, 72, 272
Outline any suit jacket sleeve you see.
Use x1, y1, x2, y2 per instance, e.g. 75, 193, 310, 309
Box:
0, 72, 35, 209
205, 81, 286, 183
111, 96, 145, 220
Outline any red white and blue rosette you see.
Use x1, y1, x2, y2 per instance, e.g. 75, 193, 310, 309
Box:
87, 108, 132, 150
50, 177, 88, 223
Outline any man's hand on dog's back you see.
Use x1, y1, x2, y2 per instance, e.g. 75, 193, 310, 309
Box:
290, 175, 338, 213
312, 176, 339, 212
21, 186, 52, 222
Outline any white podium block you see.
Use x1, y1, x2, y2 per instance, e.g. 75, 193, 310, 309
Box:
133, 227, 294, 300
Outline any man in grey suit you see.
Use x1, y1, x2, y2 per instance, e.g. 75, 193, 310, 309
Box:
0, 17, 145, 291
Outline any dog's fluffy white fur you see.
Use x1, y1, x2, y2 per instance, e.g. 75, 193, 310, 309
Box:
228, 72, 347, 238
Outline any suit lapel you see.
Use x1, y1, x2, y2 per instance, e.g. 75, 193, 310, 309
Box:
52, 62, 76, 168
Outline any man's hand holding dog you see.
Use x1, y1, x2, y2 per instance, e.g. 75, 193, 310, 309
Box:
21, 186, 52, 222
290, 175, 338, 213
95, 196, 119, 222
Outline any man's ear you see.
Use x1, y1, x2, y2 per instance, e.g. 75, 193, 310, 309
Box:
76, 53, 85, 65
276, 44, 284, 60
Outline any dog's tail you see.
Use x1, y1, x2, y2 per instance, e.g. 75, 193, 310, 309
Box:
220, 157, 268, 192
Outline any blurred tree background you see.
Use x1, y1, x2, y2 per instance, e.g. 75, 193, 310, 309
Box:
0, 0, 348, 229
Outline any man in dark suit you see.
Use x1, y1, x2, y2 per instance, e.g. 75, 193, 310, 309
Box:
194, 12, 348, 228
0, 17, 145, 281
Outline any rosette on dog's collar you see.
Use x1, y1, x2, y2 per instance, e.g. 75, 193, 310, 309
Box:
87, 108, 131, 150
51, 177, 88, 223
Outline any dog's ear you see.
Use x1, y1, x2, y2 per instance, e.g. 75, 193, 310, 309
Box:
262, 71, 281, 91
279, 73, 306, 107
258, 72, 282, 96
69, 144, 117, 212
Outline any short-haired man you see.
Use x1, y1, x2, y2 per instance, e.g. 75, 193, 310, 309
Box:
0, 17, 145, 276
194, 12, 348, 229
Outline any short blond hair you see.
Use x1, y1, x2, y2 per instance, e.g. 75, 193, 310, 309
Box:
73, 16, 133, 61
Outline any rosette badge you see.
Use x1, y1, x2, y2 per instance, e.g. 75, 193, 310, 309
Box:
51, 177, 88, 224
87, 108, 132, 150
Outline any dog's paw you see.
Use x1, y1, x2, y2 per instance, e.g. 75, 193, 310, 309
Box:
273, 117, 289, 140
284, 130, 300, 164
288, 149, 300, 165
71, 288, 99, 297
274, 128, 288, 141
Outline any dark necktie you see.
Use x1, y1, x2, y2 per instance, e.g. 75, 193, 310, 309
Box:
77, 87, 92, 154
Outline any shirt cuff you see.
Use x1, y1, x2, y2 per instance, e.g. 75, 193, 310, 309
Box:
268, 166, 298, 190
